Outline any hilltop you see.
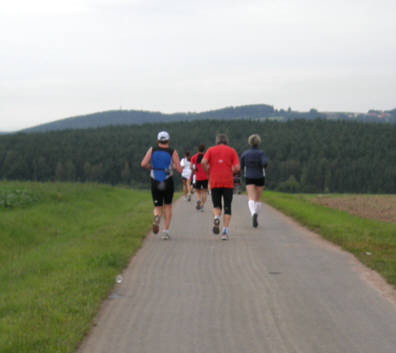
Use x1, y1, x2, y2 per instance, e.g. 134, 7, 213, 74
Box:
20, 104, 396, 133
22, 105, 274, 133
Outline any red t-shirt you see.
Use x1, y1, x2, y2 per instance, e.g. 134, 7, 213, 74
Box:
190, 152, 208, 181
203, 144, 239, 188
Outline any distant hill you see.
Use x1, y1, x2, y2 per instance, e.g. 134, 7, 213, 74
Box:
20, 104, 396, 133
22, 105, 275, 133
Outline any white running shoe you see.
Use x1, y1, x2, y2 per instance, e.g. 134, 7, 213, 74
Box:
161, 231, 170, 240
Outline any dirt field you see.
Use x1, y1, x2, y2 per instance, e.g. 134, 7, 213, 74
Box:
312, 195, 396, 223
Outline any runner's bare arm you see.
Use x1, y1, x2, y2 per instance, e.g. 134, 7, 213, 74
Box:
140, 147, 153, 170
232, 151, 240, 173
172, 150, 182, 173
232, 163, 240, 174
201, 158, 209, 175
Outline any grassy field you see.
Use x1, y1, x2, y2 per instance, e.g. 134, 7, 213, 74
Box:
262, 191, 396, 288
0, 181, 153, 353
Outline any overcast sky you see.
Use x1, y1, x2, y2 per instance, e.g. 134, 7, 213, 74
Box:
1, 0, 395, 131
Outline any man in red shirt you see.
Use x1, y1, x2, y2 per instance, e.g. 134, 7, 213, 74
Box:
190, 144, 209, 211
202, 134, 240, 240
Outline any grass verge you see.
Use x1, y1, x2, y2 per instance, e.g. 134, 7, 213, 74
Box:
0, 181, 153, 353
262, 191, 396, 288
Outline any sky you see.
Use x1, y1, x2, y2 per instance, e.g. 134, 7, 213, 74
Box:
1, 0, 396, 131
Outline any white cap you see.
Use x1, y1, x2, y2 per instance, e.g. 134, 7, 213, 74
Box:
157, 131, 170, 142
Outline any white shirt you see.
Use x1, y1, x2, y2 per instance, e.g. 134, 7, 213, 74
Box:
180, 158, 192, 179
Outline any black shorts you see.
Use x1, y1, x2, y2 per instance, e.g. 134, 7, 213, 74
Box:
211, 188, 233, 215
195, 180, 208, 190
151, 178, 174, 206
245, 177, 265, 187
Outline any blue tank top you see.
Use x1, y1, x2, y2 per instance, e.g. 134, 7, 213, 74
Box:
150, 146, 174, 182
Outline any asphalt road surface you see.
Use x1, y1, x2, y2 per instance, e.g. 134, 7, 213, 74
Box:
78, 194, 396, 353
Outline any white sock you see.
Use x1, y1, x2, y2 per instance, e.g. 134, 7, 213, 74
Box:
248, 200, 255, 216
254, 202, 262, 214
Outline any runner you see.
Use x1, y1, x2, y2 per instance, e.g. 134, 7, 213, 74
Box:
180, 151, 192, 201
201, 134, 240, 240
190, 144, 209, 211
141, 131, 182, 240
240, 134, 268, 228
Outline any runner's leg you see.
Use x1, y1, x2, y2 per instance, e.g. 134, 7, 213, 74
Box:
254, 186, 264, 212
187, 179, 192, 200
252, 185, 263, 227
223, 214, 231, 227
163, 204, 172, 230
161, 178, 174, 238
221, 189, 233, 239
201, 187, 207, 206
195, 188, 202, 209
154, 206, 162, 218
211, 188, 222, 234
182, 178, 187, 198
246, 184, 256, 216
151, 180, 163, 233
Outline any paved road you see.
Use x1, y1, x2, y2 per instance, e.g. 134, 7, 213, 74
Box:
78, 194, 396, 353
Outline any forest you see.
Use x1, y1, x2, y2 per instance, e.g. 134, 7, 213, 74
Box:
1, 119, 395, 193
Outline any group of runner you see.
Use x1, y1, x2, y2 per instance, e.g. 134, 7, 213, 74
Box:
140, 131, 267, 240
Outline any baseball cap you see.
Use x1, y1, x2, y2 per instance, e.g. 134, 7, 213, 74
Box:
157, 131, 170, 142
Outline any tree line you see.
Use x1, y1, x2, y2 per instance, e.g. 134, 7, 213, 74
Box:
1, 119, 395, 193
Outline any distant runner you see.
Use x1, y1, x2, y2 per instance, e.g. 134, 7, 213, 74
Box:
202, 134, 240, 240
141, 131, 182, 240
190, 144, 208, 211
180, 151, 192, 201
240, 134, 268, 228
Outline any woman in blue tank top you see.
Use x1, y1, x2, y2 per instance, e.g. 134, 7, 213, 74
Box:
240, 134, 268, 228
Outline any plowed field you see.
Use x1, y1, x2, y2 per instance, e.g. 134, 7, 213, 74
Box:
312, 195, 396, 223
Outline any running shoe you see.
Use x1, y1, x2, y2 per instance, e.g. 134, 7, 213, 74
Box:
196, 200, 201, 210
187, 194, 191, 201
252, 213, 258, 228
161, 231, 170, 240
152, 215, 160, 234
213, 217, 220, 234
221, 229, 229, 240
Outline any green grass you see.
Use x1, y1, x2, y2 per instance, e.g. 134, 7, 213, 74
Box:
262, 191, 396, 288
0, 181, 154, 353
